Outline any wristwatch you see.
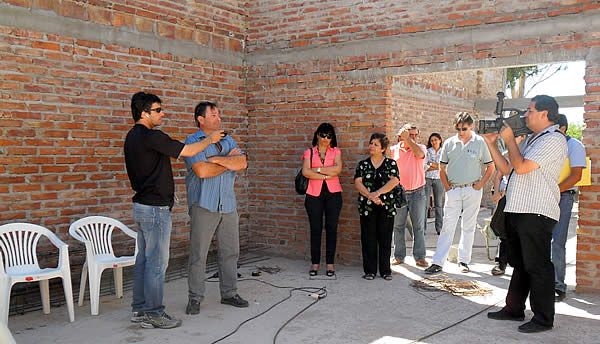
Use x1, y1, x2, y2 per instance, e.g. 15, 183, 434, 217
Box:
317, 167, 321, 173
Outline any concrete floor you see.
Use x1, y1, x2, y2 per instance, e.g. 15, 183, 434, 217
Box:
8, 207, 600, 344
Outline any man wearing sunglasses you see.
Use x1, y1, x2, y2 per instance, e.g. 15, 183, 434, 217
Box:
389, 124, 429, 268
425, 112, 494, 275
124, 92, 223, 329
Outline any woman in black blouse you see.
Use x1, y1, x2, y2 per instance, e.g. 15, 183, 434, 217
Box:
354, 133, 400, 280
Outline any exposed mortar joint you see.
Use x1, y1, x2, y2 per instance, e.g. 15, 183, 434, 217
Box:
0, 3, 244, 66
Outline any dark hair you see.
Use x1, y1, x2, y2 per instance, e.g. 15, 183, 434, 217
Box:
556, 114, 569, 131
311, 122, 338, 147
369, 132, 389, 151
194, 101, 218, 128
426, 133, 443, 149
131, 91, 161, 122
454, 112, 473, 127
531, 95, 559, 123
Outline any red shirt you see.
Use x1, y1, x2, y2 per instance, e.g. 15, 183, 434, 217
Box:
302, 146, 343, 196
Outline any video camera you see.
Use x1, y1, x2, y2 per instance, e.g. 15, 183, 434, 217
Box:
478, 92, 533, 137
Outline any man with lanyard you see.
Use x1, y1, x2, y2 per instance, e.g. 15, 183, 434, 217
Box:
425, 112, 494, 274
184, 101, 249, 315
389, 124, 429, 268
484, 95, 567, 333
552, 114, 586, 302
124, 92, 222, 329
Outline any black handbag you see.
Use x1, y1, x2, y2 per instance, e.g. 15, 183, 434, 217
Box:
295, 148, 313, 195
394, 185, 408, 209
489, 195, 507, 239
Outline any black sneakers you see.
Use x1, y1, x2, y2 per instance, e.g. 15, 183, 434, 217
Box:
424, 264, 442, 274
487, 309, 525, 321
221, 294, 249, 308
458, 262, 470, 273
491, 262, 506, 276
555, 289, 566, 302
185, 299, 201, 315
518, 321, 552, 333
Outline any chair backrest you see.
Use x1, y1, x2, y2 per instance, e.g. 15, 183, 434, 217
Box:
0, 223, 58, 272
69, 216, 131, 257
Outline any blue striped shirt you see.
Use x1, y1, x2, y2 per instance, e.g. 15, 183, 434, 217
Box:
183, 129, 242, 213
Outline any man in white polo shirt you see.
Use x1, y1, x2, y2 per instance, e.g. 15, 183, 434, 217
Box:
425, 112, 494, 274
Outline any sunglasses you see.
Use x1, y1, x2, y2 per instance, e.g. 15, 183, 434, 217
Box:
319, 132, 333, 139
455, 127, 468, 131
150, 107, 162, 113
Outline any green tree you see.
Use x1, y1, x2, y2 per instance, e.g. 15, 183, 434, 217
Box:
506, 65, 567, 98
566, 123, 583, 141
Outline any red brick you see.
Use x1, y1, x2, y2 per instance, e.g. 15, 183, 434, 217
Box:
455, 19, 483, 27
60, 0, 87, 20
158, 23, 175, 39
87, 7, 112, 25
113, 12, 134, 28
32, 41, 61, 51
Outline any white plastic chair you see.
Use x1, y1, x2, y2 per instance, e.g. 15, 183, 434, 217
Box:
0, 223, 75, 324
69, 216, 137, 315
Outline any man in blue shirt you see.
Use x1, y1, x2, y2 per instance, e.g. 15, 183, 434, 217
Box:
184, 101, 248, 315
552, 114, 586, 302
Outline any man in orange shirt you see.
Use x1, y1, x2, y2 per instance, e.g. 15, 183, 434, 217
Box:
390, 124, 429, 268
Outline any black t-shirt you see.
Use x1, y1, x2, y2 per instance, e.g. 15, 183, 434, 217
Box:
124, 124, 185, 208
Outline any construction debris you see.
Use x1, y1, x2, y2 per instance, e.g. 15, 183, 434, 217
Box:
411, 274, 493, 296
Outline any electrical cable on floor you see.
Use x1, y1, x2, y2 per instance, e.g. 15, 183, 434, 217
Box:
206, 278, 327, 344
407, 299, 503, 344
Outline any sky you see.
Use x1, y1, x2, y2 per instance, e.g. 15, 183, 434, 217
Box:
506, 61, 586, 125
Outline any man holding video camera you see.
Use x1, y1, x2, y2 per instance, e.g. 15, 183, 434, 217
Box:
183, 101, 249, 315
484, 95, 567, 333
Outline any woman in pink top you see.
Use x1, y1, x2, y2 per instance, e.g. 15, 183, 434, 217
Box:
301, 123, 343, 277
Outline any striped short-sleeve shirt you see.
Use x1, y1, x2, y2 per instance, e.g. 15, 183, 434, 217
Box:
504, 124, 568, 221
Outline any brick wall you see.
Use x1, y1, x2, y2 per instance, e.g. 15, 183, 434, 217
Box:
245, 2, 600, 290
1, 0, 245, 52
1, 0, 600, 291
246, 0, 599, 52
0, 1, 248, 261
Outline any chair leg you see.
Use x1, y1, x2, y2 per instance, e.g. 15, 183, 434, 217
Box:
78, 262, 88, 307
39, 279, 50, 315
113, 267, 123, 299
0, 281, 11, 324
88, 267, 102, 316
61, 274, 75, 323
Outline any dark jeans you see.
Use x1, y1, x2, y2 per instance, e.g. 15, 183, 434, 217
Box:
305, 185, 342, 265
360, 206, 393, 276
505, 212, 556, 327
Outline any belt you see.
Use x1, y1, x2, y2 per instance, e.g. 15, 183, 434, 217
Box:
450, 180, 479, 189
404, 186, 424, 194
561, 190, 577, 195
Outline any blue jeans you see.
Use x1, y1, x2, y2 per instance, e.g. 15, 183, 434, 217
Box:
131, 203, 172, 315
424, 178, 444, 233
552, 192, 575, 293
393, 187, 426, 261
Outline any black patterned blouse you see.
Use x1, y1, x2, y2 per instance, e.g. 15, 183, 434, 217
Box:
354, 157, 399, 218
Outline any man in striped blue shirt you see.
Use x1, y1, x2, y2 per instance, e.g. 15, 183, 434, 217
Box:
183, 102, 248, 315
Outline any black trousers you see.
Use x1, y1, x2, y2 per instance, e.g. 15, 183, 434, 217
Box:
360, 206, 393, 276
505, 212, 556, 327
304, 184, 342, 265
495, 239, 508, 265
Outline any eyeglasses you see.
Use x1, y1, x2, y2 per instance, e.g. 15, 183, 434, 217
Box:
150, 107, 162, 113
319, 132, 333, 139
455, 127, 468, 131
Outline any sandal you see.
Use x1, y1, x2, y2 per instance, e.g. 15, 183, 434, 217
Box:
326, 270, 335, 277
383, 274, 393, 281
309, 269, 318, 276
362, 273, 375, 280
